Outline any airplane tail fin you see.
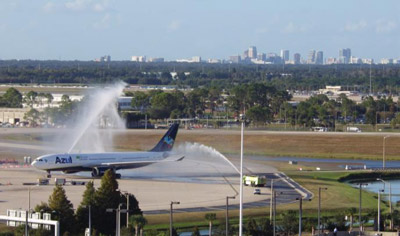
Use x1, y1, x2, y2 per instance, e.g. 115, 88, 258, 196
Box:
150, 123, 179, 152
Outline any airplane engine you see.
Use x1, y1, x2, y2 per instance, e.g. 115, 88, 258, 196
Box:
91, 167, 109, 177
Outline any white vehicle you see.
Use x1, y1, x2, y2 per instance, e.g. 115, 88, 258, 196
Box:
346, 127, 361, 132
312, 127, 327, 132
253, 188, 261, 195
31, 124, 183, 178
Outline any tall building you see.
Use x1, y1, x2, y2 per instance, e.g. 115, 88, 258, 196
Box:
191, 56, 201, 63
242, 50, 249, 60
307, 50, 316, 64
131, 56, 146, 62
326, 57, 337, 65
280, 50, 290, 62
229, 55, 241, 63
248, 46, 257, 59
316, 51, 324, 65
257, 53, 266, 61
293, 53, 301, 64
148, 57, 164, 63
339, 48, 351, 64
350, 57, 362, 64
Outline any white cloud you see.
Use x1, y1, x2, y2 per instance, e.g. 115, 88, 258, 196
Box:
93, 0, 111, 12
64, 0, 112, 12
168, 20, 181, 32
65, 0, 92, 11
375, 19, 397, 33
42, 2, 57, 13
344, 20, 367, 32
282, 22, 308, 33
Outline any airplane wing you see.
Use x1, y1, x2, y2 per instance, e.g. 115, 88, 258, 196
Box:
99, 155, 185, 168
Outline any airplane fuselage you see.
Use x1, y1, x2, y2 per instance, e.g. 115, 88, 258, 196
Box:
31, 123, 181, 178
32, 151, 167, 174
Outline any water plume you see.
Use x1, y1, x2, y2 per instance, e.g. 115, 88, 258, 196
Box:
174, 142, 240, 174
53, 82, 126, 153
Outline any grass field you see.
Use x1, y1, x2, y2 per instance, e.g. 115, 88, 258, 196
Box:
110, 130, 400, 160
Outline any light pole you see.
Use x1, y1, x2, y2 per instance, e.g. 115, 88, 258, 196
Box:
226, 196, 235, 236
120, 191, 130, 228
318, 187, 328, 236
270, 179, 274, 222
377, 178, 393, 230
383, 136, 390, 169
106, 203, 127, 236
170, 201, 180, 236
270, 177, 284, 222
239, 113, 245, 236
277, 192, 310, 236
297, 197, 303, 236
25, 210, 29, 236
378, 189, 384, 232
273, 190, 277, 236
28, 185, 40, 212
359, 183, 368, 235
82, 205, 92, 236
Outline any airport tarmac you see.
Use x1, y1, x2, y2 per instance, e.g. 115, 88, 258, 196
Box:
0, 161, 278, 215
0, 128, 310, 215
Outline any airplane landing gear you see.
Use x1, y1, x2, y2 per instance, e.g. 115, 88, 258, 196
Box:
115, 173, 121, 179
46, 171, 51, 178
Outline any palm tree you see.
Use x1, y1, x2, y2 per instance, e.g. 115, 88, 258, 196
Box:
346, 207, 357, 231
205, 213, 216, 236
129, 214, 147, 236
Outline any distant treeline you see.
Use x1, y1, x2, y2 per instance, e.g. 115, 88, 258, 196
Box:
1, 60, 400, 92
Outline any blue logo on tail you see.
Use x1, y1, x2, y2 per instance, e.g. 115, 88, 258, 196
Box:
164, 136, 174, 148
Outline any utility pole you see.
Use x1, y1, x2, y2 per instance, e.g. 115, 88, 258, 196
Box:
378, 189, 383, 232
225, 196, 235, 236
318, 187, 328, 236
358, 184, 368, 235
270, 179, 273, 222
170, 201, 180, 236
273, 190, 276, 236
298, 198, 302, 236
239, 114, 245, 236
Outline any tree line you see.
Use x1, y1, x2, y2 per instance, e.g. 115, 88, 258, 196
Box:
2, 84, 400, 129
1, 60, 400, 93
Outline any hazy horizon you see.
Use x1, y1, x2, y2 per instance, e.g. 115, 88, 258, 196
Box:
0, 0, 399, 61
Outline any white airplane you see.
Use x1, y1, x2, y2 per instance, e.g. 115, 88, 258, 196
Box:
31, 124, 183, 178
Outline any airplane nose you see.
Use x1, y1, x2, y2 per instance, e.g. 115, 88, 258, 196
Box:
31, 160, 37, 167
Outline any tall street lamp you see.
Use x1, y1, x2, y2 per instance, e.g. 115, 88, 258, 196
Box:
119, 190, 130, 228
273, 190, 277, 236
239, 113, 245, 236
383, 136, 390, 169
270, 177, 284, 222
82, 205, 92, 236
377, 188, 384, 232
107, 203, 127, 236
318, 187, 328, 236
170, 201, 180, 236
226, 196, 235, 236
358, 183, 368, 235
28, 185, 40, 212
377, 178, 393, 230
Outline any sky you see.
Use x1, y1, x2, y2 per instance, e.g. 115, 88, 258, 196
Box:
0, 0, 399, 61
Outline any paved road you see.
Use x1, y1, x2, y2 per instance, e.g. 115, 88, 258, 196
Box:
144, 172, 312, 215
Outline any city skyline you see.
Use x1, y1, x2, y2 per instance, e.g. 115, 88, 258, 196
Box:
0, 0, 399, 61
